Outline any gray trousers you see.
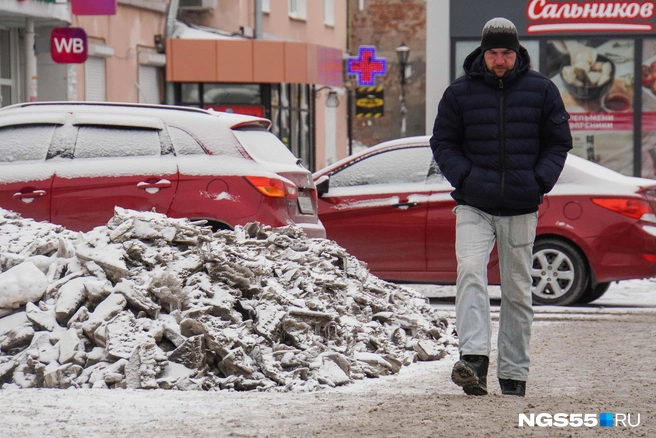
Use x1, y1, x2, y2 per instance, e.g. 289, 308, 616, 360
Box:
453, 205, 538, 381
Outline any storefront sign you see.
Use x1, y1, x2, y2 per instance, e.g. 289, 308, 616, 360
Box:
347, 46, 387, 87
527, 0, 655, 33
71, 0, 117, 16
50, 27, 88, 64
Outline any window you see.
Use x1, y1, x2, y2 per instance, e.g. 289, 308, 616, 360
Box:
0, 29, 16, 107
288, 0, 307, 20
270, 83, 312, 170
330, 147, 433, 188
168, 126, 205, 155
176, 83, 263, 110
0, 125, 56, 162
232, 127, 299, 165
324, 0, 335, 26
204, 84, 261, 105
74, 126, 161, 158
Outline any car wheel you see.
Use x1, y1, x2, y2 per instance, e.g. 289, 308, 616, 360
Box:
531, 238, 588, 306
576, 282, 611, 304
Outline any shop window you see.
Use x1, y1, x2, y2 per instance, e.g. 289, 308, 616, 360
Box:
271, 86, 280, 138
547, 38, 635, 176
0, 29, 16, 107
270, 83, 312, 170
176, 83, 264, 116
642, 38, 656, 178
180, 83, 201, 107
203, 84, 261, 105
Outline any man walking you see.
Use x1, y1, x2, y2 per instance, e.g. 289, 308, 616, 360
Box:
430, 17, 572, 397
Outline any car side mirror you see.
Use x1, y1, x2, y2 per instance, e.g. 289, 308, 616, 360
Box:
315, 174, 330, 198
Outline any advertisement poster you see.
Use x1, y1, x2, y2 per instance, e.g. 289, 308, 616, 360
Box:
547, 39, 635, 176
641, 39, 656, 179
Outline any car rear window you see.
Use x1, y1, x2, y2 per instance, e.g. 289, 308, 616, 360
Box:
74, 126, 162, 158
232, 127, 299, 165
0, 124, 56, 162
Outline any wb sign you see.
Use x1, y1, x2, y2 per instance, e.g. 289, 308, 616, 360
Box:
50, 28, 88, 64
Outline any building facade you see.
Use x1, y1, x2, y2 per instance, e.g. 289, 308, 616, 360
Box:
428, 0, 656, 179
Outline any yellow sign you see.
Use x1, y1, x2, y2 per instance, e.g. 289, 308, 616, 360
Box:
355, 97, 384, 108
355, 86, 384, 117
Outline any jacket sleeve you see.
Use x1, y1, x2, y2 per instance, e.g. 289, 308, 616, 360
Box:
535, 81, 573, 194
429, 86, 471, 189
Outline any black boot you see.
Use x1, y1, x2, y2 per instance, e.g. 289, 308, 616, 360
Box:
451, 355, 489, 396
499, 378, 526, 397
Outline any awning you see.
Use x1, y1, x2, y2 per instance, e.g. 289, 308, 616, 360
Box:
166, 21, 343, 87
0, 1, 71, 28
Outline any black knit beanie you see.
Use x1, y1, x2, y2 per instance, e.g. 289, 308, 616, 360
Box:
480, 17, 520, 53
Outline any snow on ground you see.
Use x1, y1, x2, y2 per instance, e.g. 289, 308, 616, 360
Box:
412, 278, 656, 308
0, 207, 457, 392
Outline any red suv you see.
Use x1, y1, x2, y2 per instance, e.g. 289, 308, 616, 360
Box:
0, 102, 324, 238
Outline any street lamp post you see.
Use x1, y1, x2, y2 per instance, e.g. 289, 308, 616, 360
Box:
395, 42, 410, 138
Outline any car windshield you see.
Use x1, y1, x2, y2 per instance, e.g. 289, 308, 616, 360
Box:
232, 127, 299, 165
331, 146, 433, 188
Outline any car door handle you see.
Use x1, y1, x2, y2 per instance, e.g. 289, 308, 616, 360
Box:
13, 190, 47, 203
391, 201, 420, 209
137, 179, 171, 194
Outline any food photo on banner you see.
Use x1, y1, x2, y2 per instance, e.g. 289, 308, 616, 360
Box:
546, 38, 635, 176
642, 38, 656, 179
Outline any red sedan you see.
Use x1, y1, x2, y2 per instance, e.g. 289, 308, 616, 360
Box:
314, 136, 656, 305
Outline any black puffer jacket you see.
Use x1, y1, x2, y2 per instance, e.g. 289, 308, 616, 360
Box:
430, 46, 573, 215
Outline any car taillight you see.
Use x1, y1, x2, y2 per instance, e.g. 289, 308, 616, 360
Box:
245, 176, 298, 199
591, 197, 656, 222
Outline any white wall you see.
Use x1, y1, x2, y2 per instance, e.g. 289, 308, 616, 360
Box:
425, 0, 451, 135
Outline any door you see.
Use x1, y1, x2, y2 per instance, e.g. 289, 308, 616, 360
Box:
50, 123, 178, 231
317, 146, 433, 273
0, 123, 59, 223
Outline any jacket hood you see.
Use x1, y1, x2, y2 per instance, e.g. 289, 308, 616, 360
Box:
463, 45, 531, 85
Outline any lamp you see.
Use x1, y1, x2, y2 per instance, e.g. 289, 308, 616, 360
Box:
395, 42, 410, 137
326, 91, 339, 108
154, 34, 165, 54
316, 86, 339, 108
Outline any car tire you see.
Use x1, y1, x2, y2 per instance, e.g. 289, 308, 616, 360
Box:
576, 282, 611, 304
531, 238, 588, 306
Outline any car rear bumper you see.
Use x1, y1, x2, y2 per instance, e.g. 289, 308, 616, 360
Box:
298, 220, 326, 239
588, 223, 656, 283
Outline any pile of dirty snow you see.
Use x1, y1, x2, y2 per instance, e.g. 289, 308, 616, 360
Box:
0, 207, 457, 392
